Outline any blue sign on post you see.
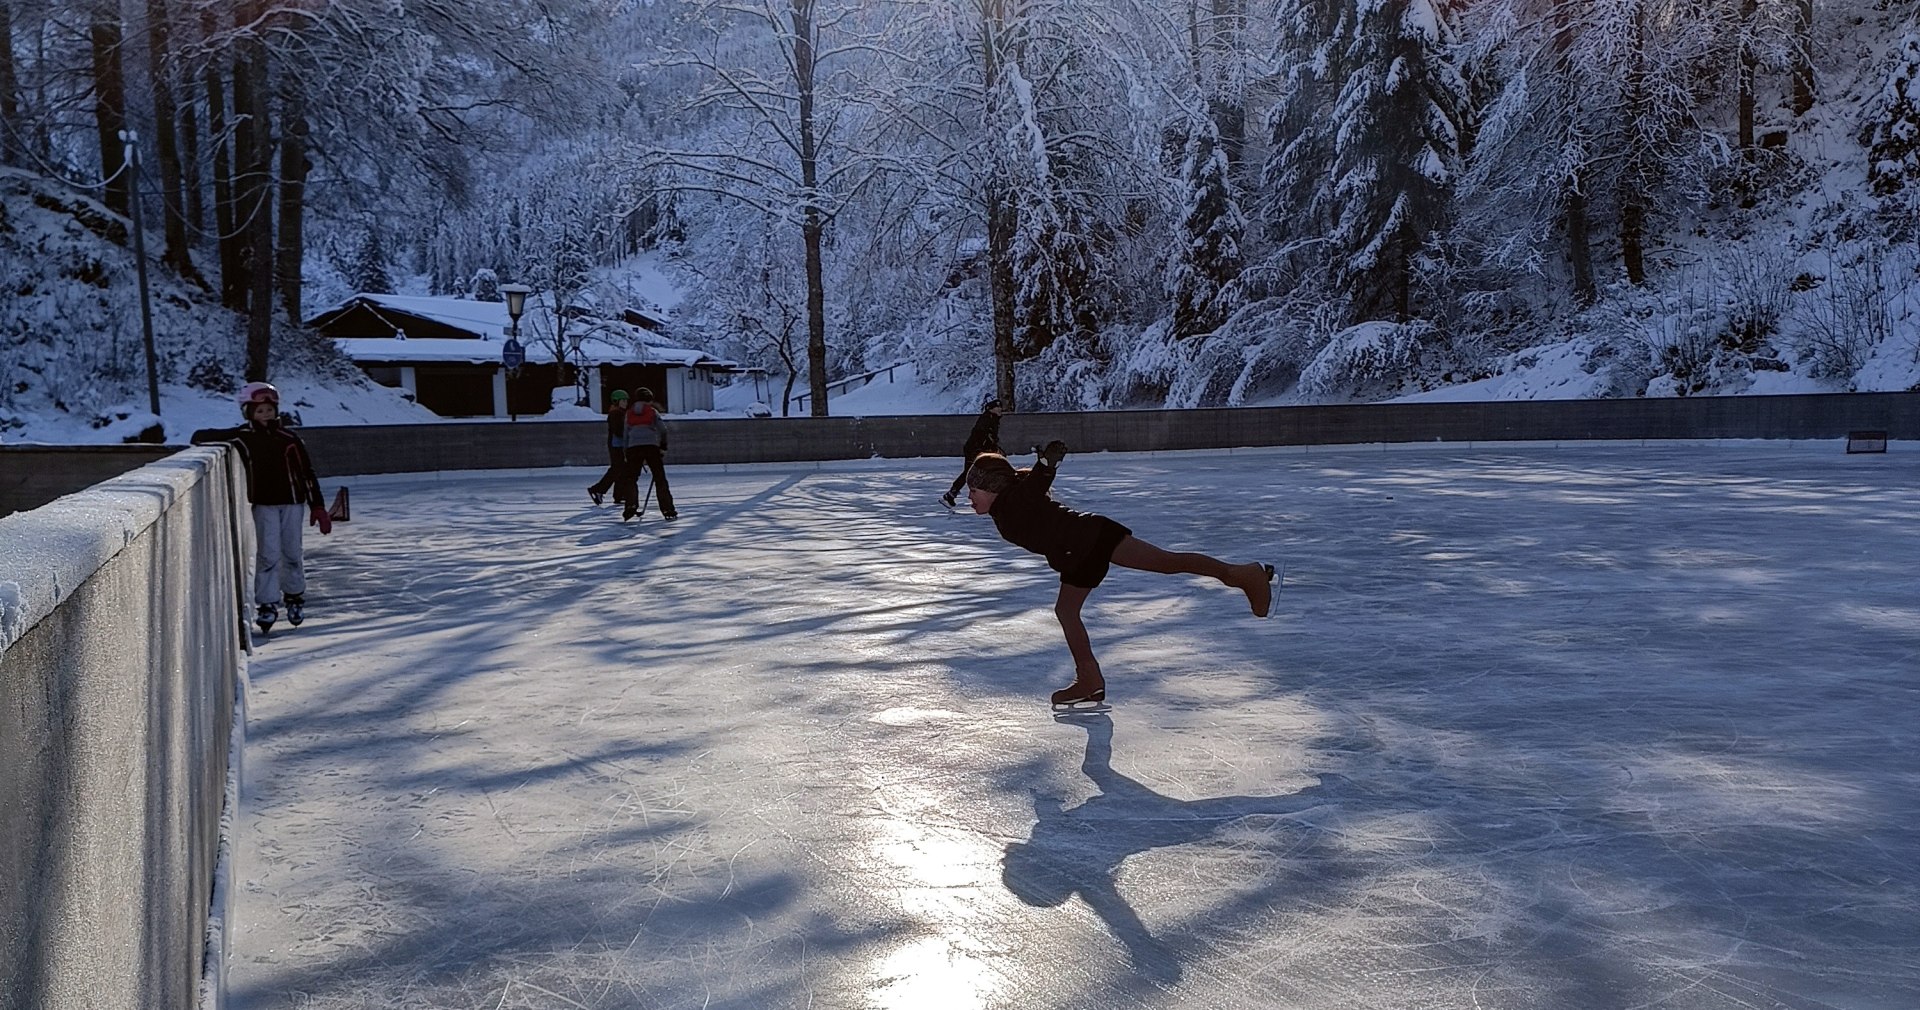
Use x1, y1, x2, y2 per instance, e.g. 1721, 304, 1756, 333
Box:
502, 338, 525, 370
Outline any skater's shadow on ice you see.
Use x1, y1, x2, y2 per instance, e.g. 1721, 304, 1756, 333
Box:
1001, 713, 1345, 984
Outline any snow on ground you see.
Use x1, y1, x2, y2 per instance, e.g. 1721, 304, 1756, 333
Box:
702, 363, 971, 419
2, 378, 439, 445
229, 442, 1920, 1010
1392, 340, 1620, 403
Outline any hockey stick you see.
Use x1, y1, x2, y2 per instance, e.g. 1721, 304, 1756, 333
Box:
638, 480, 653, 520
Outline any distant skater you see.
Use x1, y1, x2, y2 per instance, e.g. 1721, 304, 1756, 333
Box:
964, 441, 1273, 707
942, 397, 1006, 510
192, 382, 332, 634
587, 389, 631, 507
619, 387, 677, 521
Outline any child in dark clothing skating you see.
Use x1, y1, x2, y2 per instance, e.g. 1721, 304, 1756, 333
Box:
942, 398, 1006, 510
965, 441, 1273, 707
191, 381, 331, 633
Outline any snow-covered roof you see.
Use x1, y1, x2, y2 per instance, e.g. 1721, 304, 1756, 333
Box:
311, 293, 733, 368
328, 337, 711, 367
333, 293, 518, 335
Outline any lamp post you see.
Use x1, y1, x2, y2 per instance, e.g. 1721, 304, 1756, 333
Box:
501, 283, 531, 327
119, 129, 162, 421
500, 283, 531, 422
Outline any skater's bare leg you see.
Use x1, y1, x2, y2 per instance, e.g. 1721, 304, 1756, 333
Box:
1109, 535, 1272, 617
1054, 583, 1105, 701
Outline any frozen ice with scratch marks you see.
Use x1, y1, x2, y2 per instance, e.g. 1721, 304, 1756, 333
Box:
230, 444, 1920, 1009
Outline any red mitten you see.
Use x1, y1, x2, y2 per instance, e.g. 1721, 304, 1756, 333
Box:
311, 505, 332, 535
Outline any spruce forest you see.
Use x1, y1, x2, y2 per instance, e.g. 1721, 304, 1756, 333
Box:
0, 0, 1916, 424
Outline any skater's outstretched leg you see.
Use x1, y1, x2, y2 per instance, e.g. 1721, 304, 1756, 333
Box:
1052, 583, 1106, 706
1109, 535, 1272, 617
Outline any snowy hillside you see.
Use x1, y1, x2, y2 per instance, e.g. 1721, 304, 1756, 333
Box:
0, 168, 433, 445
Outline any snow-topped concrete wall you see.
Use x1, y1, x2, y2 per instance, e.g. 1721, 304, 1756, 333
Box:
0, 447, 250, 1010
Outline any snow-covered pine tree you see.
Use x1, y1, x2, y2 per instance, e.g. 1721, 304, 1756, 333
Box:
1326, 0, 1463, 321
1451, 0, 1719, 307
1262, 0, 1350, 264
991, 62, 1111, 360
1264, 0, 1462, 321
1167, 113, 1246, 338
351, 226, 394, 294
1865, 30, 1920, 209
470, 268, 502, 302
877, 0, 1176, 408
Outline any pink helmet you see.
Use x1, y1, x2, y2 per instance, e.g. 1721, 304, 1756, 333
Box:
238, 381, 280, 415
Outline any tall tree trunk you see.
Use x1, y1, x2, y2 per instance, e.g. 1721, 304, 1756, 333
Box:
1621, 6, 1650, 286
0, 1, 18, 166
90, 12, 130, 215
1393, 229, 1412, 322
276, 79, 308, 323
181, 94, 201, 236
209, 71, 240, 306
1620, 195, 1646, 285
240, 40, 273, 379
982, 0, 1017, 409
793, 0, 829, 417
228, 32, 256, 311
1552, 2, 1595, 306
145, 0, 193, 275
1207, 0, 1245, 169
1564, 174, 1595, 305
1790, 0, 1814, 116
987, 193, 1017, 408
1737, 0, 1756, 157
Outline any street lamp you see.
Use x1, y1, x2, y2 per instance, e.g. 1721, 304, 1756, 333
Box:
119, 129, 162, 421
501, 283, 532, 327
499, 283, 532, 422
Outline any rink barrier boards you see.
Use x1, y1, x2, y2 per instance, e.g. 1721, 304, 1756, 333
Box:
0, 447, 249, 1010
285, 390, 1920, 477
0, 444, 177, 518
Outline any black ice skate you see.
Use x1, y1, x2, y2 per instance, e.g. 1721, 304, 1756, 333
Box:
941, 492, 958, 511
255, 603, 278, 635
1050, 677, 1107, 710
285, 593, 306, 627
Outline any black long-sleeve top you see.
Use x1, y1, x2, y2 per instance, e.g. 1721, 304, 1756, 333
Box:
987, 462, 1104, 570
191, 421, 325, 508
603, 406, 625, 447
963, 408, 1003, 457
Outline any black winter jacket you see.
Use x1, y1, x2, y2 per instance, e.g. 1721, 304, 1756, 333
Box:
192, 421, 325, 508
987, 461, 1109, 570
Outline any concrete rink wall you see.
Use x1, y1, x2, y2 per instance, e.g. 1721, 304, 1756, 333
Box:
0, 447, 250, 1010
292, 391, 1920, 476
0, 445, 177, 518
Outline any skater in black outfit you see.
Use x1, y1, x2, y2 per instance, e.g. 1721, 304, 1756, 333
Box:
618, 387, 678, 521
942, 398, 1006, 510
586, 389, 631, 506
965, 442, 1273, 707
191, 381, 331, 632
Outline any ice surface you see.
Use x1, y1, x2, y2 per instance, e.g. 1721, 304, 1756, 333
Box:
228, 443, 1920, 1009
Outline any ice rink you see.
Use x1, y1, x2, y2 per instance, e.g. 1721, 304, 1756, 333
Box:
229, 443, 1920, 1009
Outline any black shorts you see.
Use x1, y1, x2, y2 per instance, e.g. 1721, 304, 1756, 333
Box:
1053, 516, 1133, 590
